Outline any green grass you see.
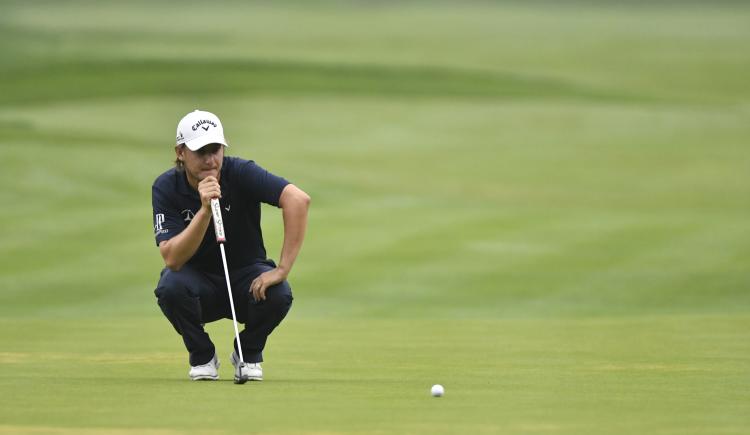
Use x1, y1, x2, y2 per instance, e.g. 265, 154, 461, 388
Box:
1, 1, 749, 434
2, 316, 748, 434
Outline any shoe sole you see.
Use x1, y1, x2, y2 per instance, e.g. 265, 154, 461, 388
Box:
190, 375, 219, 381
233, 376, 262, 383
233, 372, 263, 382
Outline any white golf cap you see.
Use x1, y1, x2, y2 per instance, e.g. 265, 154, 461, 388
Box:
175, 109, 229, 151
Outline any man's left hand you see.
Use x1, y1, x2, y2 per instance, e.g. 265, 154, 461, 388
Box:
250, 268, 287, 301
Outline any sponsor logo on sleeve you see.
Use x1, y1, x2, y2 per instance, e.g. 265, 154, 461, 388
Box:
154, 213, 168, 236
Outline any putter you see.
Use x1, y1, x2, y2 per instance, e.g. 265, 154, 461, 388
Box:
210, 198, 249, 384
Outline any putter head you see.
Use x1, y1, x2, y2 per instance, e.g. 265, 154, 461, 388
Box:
233, 362, 249, 384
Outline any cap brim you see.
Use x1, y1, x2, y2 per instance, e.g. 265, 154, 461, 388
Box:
184, 132, 228, 151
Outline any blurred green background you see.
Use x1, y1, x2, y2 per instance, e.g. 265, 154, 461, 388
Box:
1, 1, 749, 434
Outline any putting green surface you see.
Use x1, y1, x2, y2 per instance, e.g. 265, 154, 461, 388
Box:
1, 1, 749, 434
1, 316, 748, 434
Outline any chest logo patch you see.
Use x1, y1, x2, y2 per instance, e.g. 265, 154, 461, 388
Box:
181, 209, 195, 222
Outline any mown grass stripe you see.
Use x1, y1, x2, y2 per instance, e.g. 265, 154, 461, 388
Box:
0, 59, 653, 106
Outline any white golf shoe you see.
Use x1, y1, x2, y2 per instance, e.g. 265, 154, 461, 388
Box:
231, 351, 263, 381
189, 353, 220, 381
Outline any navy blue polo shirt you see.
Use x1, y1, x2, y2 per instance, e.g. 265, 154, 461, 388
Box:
152, 156, 289, 274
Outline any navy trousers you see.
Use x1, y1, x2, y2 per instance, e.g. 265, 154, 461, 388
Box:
154, 261, 293, 366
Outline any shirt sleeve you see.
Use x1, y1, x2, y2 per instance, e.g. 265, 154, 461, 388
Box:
152, 183, 186, 246
236, 161, 290, 207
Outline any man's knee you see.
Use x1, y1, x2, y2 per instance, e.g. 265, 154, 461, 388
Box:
155, 268, 195, 305
263, 282, 293, 314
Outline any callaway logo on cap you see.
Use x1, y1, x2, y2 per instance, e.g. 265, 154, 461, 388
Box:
176, 109, 229, 151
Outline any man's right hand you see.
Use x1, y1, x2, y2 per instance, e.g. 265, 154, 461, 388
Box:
198, 176, 222, 210
160, 177, 219, 271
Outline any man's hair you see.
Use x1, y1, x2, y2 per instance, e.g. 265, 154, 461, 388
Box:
175, 144, 185, 172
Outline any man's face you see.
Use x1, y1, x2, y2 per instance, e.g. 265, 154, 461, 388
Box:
177, 143, 224, 183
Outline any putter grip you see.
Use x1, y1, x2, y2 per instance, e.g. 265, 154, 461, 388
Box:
210, 198, 226, 243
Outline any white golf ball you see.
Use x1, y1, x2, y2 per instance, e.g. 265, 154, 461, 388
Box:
431, 384, 444, 397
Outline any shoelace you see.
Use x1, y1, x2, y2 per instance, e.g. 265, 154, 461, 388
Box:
193, 356, 217, 369
195, 362, 213, 369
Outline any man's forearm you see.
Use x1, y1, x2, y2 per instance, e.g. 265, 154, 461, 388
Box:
159, 207, 212, 270
277, 186, 311, 277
